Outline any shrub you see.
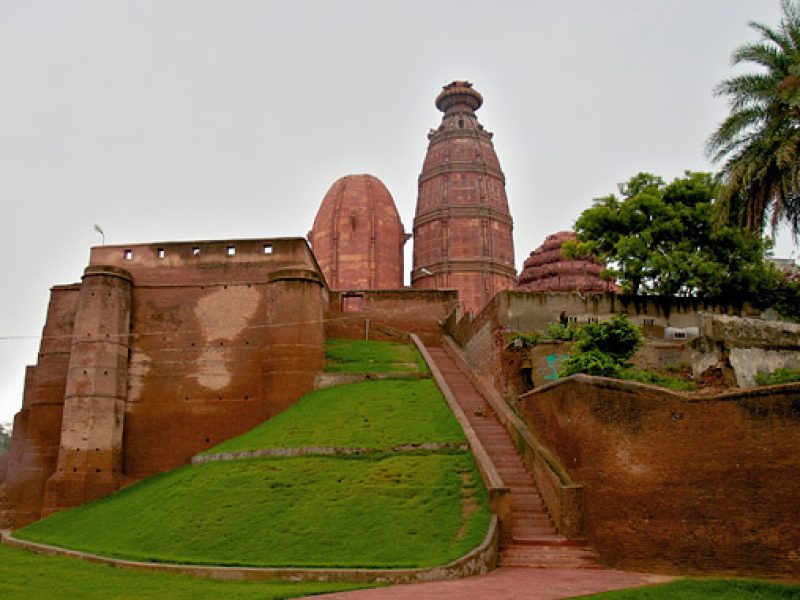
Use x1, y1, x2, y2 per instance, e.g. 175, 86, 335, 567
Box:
545, 321, 578, 341
573, 314, 642, 362
560, 349, 623, 378
559, 315, 642, 378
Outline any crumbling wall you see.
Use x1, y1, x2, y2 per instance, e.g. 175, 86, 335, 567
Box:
694, 314, 800, 387
521, 377, 800, 577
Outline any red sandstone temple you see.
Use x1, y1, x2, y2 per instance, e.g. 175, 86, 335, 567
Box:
411, 81, 516, 314
0, 82, 606, 529
516, 231, 619, 294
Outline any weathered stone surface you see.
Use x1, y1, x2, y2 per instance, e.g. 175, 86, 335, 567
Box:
516, 231, 618, 294
412, 82, 516, 314
309, 174, 407, 290
1, 238, 328, 528
521, 376, 800, 577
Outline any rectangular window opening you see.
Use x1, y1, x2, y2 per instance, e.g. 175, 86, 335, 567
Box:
157, 248, 165, 259
643, 318, 655, 327
227, 245, 236, 256
673, 331, 687, 340
123, 249, 133, 260
263, 244, 273, 255
587, 317, 599, 324
192, 247, 201, 256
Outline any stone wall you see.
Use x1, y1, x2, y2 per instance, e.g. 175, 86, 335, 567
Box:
445, 291, 762, 404
326, 289, 458, 346
695, 314, 800, 387
520, 377, 800, 577
1, 238, 327, 528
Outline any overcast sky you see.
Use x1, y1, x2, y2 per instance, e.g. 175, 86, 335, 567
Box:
0, 0, 793, 422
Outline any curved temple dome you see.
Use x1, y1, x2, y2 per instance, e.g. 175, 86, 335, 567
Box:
309, 174, 408, 290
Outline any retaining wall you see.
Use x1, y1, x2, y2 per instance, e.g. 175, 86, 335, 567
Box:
520, 376, 800, 576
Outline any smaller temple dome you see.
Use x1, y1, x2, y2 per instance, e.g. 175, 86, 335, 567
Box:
516, 231, 619, 293
309, 174, 407, 290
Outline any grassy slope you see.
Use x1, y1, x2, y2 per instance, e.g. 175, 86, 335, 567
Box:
325, 338, 426, 373
205, 379, 464, 454
580, 578, 800, 599
0, 544, 370, 600
17, 338, 490, 569
18, 455, 488, 568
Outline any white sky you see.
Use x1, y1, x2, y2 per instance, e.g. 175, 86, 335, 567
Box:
0, 0, 794, 422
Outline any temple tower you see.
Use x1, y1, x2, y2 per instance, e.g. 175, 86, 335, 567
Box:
309, 174, 407, 290
411, 81, 516, 313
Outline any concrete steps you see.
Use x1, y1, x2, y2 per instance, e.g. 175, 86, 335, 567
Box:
426, 347, 600, 570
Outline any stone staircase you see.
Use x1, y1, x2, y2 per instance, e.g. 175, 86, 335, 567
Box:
426, 347, 600, 569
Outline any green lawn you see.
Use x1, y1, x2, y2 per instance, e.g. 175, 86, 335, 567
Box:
17, 454, 489, 569
580, 578, 800, 599
13, 337, 489, 576
325, 338, 426, 373
0, 544, 371, 600
204, 379, 464, 454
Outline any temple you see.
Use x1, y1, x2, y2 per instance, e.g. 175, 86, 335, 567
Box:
411, 81, 516, 313
308, 174, 407, 290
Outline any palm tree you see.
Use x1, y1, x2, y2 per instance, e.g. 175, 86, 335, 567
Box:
708, 0, 800, 238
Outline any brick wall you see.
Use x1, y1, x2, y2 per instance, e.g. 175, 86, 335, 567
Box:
326, 289, 458, 346
520, 377, 800, 576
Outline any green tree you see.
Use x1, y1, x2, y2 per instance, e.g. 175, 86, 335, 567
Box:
708, 0, 800, 237
565, 171, 782, 300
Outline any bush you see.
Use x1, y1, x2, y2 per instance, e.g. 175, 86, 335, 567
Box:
573, 314, 642, 361
545, 322, 578, 341
559, 315, 642, 378
560, 349, 623, 378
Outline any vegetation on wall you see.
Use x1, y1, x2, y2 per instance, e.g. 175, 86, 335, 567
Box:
756, 367, 800, 386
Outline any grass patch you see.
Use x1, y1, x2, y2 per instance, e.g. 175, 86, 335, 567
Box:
579, 577, 800, 599
756, 367, 800, 386
17, 454, 490, 569
325, 338, 426, 373
621, 369, 696, 392
0, 544, 371, 600
205, 379, 465, 454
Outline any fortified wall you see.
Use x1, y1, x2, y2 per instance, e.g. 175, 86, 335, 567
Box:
521, 377, 800, 577
1, 238, 328, 528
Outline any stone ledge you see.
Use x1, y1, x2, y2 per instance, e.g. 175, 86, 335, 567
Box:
1, 516, 499, 584
193, 442, 470, 465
